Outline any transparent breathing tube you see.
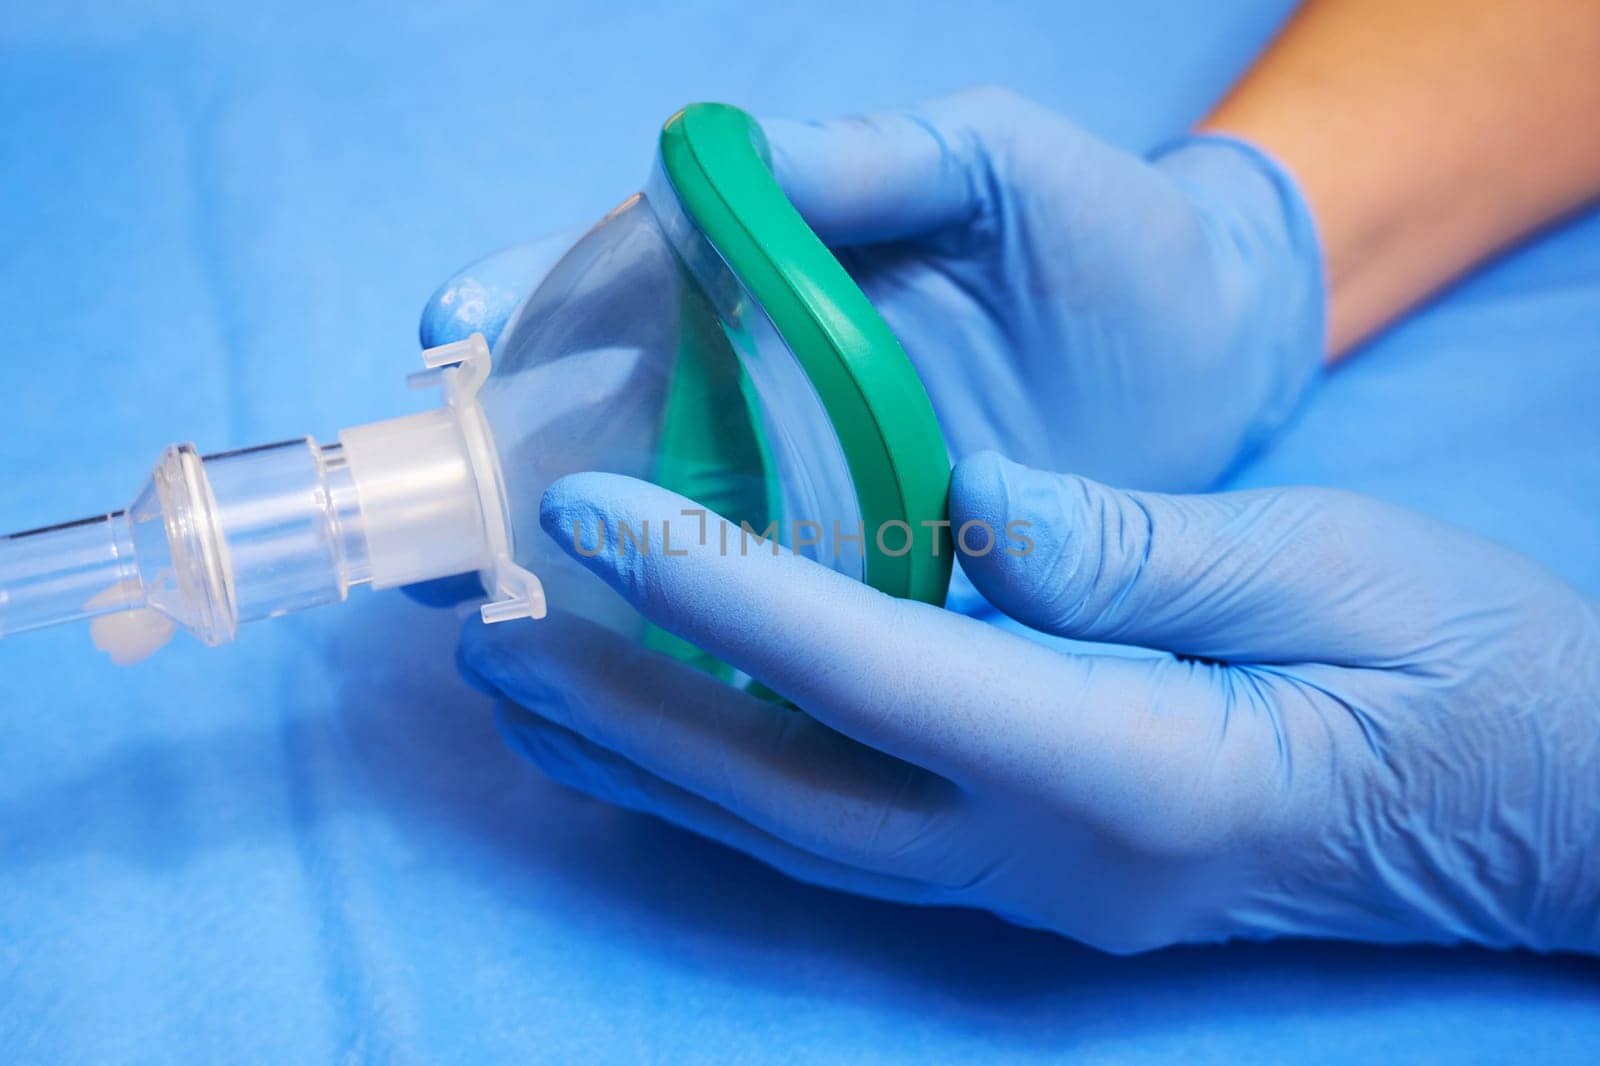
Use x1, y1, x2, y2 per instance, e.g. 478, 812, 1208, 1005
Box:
0, 335, 543, 664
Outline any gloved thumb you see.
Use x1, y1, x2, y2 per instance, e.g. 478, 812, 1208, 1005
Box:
762, 101, 980, 247
951, 451, 1473, 665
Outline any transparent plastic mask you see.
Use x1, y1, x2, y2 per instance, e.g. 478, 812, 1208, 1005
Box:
0, 159, 867, 664
479, 171, 864, 638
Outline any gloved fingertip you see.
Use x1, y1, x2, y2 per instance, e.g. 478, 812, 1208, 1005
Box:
419, 233, 581, 350
754, 116, 806, 177
757, 108, 978, 246
757, 115, 844, 187
419, 271, 512, 350
538, 472, 623, 556
537, 472, 678, 606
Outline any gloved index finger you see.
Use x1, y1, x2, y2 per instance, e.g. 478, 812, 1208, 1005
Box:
535, 472, 1276, 834
761, 109, 979, 247
536, 472, 987, 777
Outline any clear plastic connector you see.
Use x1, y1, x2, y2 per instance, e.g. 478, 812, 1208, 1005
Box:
0, 334, 543, 664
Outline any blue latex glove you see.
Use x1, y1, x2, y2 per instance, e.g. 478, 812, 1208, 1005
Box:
425, 88, 1324, 493
419, 225, 586, 354
458, 458, 1600, 954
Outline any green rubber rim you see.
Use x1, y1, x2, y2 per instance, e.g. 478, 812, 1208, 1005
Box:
658, 102, 952, 605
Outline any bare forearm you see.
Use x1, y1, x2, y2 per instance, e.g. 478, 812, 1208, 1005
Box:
1203, 0, 1600, 357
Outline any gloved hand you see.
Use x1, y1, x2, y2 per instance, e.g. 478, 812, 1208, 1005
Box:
458, 456, 1600, 954
425, 88, 1325, 492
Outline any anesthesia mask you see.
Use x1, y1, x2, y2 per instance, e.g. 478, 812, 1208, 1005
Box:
0, 104, 952, 667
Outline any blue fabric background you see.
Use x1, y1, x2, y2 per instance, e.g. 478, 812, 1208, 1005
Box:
2, 1, 1596, 1061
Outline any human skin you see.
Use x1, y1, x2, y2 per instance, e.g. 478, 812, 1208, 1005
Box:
1203, 0, 1600, 355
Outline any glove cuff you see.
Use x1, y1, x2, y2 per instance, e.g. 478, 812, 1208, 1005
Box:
1149, 133, 1328, 464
